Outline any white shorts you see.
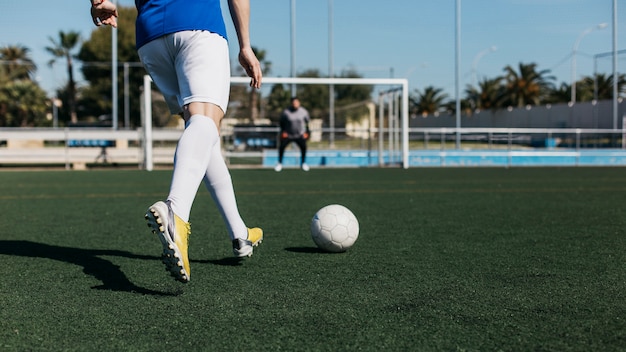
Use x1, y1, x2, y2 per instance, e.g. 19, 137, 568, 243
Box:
138, 30, 231, 114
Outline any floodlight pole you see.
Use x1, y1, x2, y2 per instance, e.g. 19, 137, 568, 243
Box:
328, 0, 335, 148
612, 0, 618, 129
290, 0, 297, 96
454, 0, 461, 149
111, 0, 118, 130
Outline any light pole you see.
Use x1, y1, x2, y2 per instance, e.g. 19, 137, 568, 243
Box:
454, 0, 461, 149
290, 0, 296, 96
612, 0, 618, 130
471, 46, 496, 87
111, 0, 118, 129
328, 0, 335, 148
571, 22, 608, 104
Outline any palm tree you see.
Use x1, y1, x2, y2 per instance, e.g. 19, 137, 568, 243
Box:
46, 31, 81, 123
585, 73, 626, 101
476, 77, 506, 110
0, 80, 48, 127
0, 45, 36, 81
547, 82, 571, 104
465, 77, 506, 112
234, 46, 270, 122
410, 86, 449, 116
502, 62, 555, 107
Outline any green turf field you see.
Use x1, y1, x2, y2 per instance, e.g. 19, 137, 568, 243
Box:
0, 167, 624, 351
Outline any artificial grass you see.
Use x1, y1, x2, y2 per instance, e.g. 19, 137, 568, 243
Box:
0, 167, 624, 351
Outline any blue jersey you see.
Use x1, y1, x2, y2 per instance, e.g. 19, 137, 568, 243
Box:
135, 0, 228, 49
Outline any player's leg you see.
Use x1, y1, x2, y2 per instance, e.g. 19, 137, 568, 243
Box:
275, 137, 288, 171
178, 31, 262, 257
139, 33, 222, 222
168, 115, 219, 220
168, 30, 230, 221
203, 140, 263, 257
139, 35, 197, 282
296, 137, 309, 171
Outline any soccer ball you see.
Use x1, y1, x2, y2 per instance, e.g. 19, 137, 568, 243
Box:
310, 204, 359, 252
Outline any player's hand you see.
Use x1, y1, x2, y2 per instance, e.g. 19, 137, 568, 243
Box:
239, 46, 262, 89
303, 132, 310, 140
281, 132, 288, 139
91, 0, 118, 27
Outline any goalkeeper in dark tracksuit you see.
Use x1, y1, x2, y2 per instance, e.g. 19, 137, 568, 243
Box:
274, 97, 311, 172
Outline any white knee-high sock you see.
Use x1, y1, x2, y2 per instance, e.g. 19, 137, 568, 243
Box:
168, 115, 219, 222
203, 139, 248, 240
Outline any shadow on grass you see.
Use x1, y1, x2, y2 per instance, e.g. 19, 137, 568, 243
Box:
0, 240, 180, 296
195, 257, 245, 266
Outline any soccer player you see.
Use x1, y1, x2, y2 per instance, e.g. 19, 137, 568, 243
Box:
89, 0, 264, 283
274, 97, 311, 172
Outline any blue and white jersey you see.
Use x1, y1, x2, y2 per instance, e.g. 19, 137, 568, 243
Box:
135, 0, 228, 48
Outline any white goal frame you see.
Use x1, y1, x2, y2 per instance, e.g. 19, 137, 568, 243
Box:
142, 76, 409, 170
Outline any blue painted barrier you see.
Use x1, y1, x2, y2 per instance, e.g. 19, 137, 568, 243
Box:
67, 140, 115, 148
263, 149, 626, 168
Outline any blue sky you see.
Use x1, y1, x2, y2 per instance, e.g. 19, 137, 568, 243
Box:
1, 0, 624, 98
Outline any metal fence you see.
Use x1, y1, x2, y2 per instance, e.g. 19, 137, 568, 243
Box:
2, 126, 626, 169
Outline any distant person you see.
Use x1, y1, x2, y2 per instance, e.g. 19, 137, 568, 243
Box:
89, 0, 264, 283
274, 97, 311, 172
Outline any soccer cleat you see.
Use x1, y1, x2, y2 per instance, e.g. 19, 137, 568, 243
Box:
232, 227, 264, 258
274, 163, 283, 172
145, 201, 191, 283
301, 163, 310, 171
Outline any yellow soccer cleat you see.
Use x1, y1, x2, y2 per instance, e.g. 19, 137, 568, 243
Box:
145, 201, 191, 283
232, 227, 263, 258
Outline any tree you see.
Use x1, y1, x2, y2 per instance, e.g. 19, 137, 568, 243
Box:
78, 6, 147, 127
46, 31, 81, 123
0, 45, 48, 127
249, 47, 270, 121
410, 86, 449, 116
0, 80, 49, 127
502, 62, 555, 107
582, 73, 626, 101
546, 82, 571, 104
334, 68, 373, 124
467, 77, 506, 111
0, 45, 36, 81
295, 69, 329, 121
265, 84, 291, 122
263, 67, 372, 126
229, 46, 271, 123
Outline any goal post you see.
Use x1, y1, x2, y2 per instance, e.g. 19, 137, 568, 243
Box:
232, 76, 410, 168
142, 75, 410, 169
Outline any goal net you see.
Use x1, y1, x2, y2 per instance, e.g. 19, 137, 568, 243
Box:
141, 75, 409, 170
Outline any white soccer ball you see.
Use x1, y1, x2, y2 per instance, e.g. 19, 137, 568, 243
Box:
310, 204, 359, 252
